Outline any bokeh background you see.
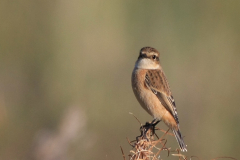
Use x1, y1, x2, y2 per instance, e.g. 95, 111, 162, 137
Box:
1, 1, 240, 160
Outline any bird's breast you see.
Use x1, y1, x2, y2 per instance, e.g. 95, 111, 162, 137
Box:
131, 68, 165, 119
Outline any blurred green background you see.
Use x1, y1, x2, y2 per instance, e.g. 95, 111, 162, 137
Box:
1, 1, 240, 160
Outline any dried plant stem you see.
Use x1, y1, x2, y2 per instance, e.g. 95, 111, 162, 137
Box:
120, 116, 237, 160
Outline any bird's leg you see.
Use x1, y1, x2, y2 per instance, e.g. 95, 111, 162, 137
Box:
151, 119, 161, 126
150, 119, 161, 136
151, 118, 157, 124
136, 119, 161, 142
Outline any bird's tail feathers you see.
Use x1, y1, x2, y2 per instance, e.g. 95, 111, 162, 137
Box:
172, 129, 187, 152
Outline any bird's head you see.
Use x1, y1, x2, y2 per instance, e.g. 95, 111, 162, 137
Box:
135, 47, 161, 69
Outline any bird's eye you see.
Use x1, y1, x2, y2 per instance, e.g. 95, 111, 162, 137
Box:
152, 55, 156, 60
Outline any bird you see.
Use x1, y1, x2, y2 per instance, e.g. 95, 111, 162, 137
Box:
131, 47, 187, 152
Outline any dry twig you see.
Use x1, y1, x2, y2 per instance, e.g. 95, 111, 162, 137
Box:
121, 116, 236, 160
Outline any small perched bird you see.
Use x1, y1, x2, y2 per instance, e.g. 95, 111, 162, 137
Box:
131, 47, 187, 152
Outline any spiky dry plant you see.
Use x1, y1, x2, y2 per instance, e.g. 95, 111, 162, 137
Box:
120, 115, 187, 160
120, 115, 237, 160
125, 127, 177, 160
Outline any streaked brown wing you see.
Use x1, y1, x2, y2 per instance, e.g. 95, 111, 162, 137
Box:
145, 69, 179, 124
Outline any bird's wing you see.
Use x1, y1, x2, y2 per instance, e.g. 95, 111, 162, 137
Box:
145, 69, 179, 124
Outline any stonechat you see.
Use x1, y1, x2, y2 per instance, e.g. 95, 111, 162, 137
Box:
131, 47, 187, 152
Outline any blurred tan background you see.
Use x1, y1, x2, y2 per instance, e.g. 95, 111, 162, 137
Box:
1, 1, 240, 160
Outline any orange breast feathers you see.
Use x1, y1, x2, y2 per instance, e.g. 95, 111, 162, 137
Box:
132, 68, 179, 131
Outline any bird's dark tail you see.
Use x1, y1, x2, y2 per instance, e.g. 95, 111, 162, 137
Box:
172, 129, 187, 152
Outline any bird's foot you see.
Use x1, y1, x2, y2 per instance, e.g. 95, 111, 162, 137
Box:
150, 119, 161, 135
136, 119, 161, 142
